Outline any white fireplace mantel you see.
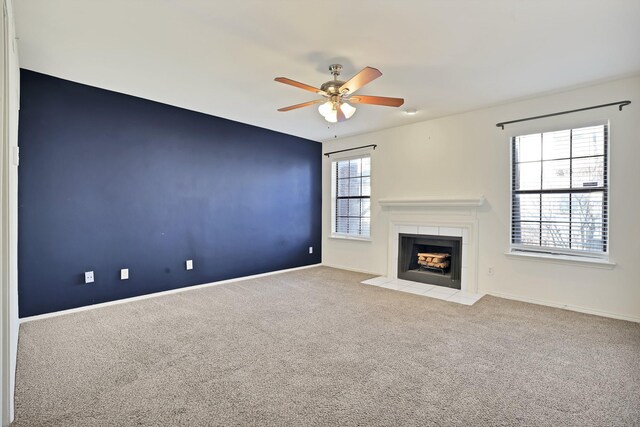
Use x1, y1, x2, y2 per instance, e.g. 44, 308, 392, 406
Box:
379, 196, 485, 209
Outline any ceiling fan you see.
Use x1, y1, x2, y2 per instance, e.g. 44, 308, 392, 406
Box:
275, 64, 404, 123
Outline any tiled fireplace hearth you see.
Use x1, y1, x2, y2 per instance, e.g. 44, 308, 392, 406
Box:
362, 197, 485, 305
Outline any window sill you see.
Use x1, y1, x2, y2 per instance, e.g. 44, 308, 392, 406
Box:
330, 234, 372, 242
505, 251, 616, 269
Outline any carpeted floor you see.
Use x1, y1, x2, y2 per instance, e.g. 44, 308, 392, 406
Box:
12, 267, 640, 426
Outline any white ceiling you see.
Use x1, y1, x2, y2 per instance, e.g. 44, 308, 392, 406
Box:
14, 0, 640, 142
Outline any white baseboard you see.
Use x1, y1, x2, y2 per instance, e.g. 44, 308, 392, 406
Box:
20, 264, 322, 323
321, 263, 382, 276
23, 264, 636, 325
485, 290, 640, 323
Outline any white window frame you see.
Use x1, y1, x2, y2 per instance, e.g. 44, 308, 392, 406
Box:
508, 121, 610, 260
330, 153, 371, 241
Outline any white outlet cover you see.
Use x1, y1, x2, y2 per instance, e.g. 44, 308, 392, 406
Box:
120, 268, 129, 280
84, 271, 94, 284
186, 260, 193, 270
308, 246, 313, 254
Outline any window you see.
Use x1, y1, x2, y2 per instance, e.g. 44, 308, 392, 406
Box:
331, 155, 371, 239
511, 124, 608, 257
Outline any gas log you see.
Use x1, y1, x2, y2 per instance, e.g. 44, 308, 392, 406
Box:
417, 253, 450, 269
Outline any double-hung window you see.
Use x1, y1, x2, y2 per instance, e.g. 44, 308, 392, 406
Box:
331, 155, 371, 239
511, 124, 608, 258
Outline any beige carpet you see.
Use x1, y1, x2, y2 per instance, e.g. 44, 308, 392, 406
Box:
12, 267, 640, 426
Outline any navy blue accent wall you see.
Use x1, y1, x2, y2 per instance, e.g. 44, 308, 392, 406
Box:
18, 69, 322, 317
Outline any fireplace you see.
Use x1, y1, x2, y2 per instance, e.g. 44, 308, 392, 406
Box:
397, 233, 462, 289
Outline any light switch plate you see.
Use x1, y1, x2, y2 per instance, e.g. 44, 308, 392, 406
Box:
308, 246, 313, 254
120, 268, 129, 280
85, 271, 94, 284
186, 259, 193, 270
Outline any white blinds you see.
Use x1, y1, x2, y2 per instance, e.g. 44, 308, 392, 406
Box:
333, 156, 371, 237
511, 124, 608, 256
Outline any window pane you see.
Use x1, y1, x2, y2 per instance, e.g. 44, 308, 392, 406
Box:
542, 159, 570, 189
361, 199, 371, 218
515, 161, 541, 190
348, 199, 361, 217
542, 129, 570, 160
348, 218, 360, 234
337, 178, 349, 196
348, 177, 362, 196
349, 158, 361, 177
571, 193, 605, 252
572, 156, 604, 188
336, 199, 349, 216
573, 125, 605, 157
361, 177, 371, 196
361, 157, 371, 176
514, 133, 541, 162
337, 160, 350, 178
515, 222, 540, 246
541, 222, 570, 249
361, 217, 371, 236
513, 194, 540, 221
541, 193, 570, 222
336, 217, 349, 233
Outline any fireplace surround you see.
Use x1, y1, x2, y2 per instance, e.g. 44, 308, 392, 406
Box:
380, 197, 484, 293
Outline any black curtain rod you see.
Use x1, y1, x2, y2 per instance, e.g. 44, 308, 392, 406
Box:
324, 144, 377, 157
496, 100, 631, 130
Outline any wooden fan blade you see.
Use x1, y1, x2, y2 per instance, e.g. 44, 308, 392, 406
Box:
349, 95, 405, 107
339, 67, 382, 94
277, 99, 323, 112
274, 77, 327, 96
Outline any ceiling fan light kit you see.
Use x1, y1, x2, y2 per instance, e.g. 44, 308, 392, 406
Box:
275, 64, 404, 123
318, 100, 356, 123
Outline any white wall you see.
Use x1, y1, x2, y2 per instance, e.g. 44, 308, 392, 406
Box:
0, 0, 19, 424
322, 75, 640, 322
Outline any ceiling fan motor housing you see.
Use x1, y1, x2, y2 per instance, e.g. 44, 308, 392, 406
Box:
321, 64, 347, 96
320, 80, 346, 95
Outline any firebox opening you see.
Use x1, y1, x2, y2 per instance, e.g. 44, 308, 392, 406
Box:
398, 234, 462, 289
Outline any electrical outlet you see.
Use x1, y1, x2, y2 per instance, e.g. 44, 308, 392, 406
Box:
84, 271, 94, 284
487, 267, 494, 276
309, 246, 313, 254
186, 259, 193, 270
120, 268, 129, 280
